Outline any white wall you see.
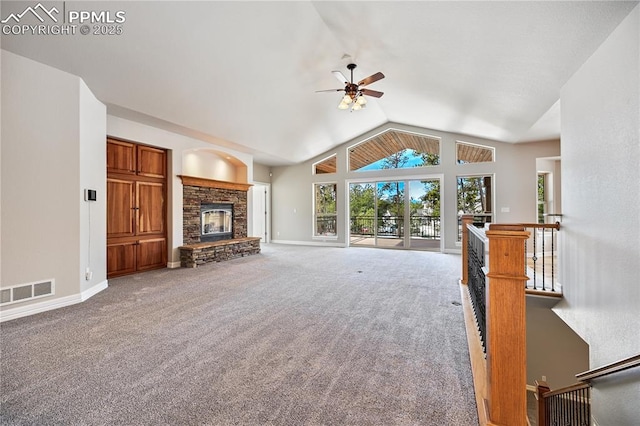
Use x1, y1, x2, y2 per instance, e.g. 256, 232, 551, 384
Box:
271, 122, 560, 250
556, 5, 640, 424
79, 80, 107, 293
107, 116, 254, 266
1, 50, 106, 320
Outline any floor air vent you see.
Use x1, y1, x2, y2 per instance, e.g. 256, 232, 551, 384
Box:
0, 280, 54, 306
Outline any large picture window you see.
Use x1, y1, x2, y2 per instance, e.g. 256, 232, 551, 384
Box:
314, 183, 337, 237
348, 129, 440, 171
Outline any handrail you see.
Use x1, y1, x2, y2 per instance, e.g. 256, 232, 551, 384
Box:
517, 222, 561, 230
541, 381, 590, 399
575, 354, 640, 382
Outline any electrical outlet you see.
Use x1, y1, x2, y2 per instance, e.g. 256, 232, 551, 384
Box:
85, 268, 92, 281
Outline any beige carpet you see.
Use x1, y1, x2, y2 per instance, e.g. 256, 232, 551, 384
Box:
1, 244, 478, 425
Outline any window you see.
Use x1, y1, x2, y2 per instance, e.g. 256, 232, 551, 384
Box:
314, 183, 337, 237
349, 129, 440, 171
313, 154, 337, 174
456, 141, 495, 164
538, 173, 547, 224
457, 175, 493, 240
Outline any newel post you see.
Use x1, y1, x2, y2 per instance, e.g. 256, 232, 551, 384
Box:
535, 379, 550, 426
461, 215, 474, 285
485, 224, 530, 425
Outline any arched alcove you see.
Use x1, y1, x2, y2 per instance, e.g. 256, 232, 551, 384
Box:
182, 149, 248, 183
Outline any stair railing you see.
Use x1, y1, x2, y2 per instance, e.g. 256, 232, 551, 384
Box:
461, 215, 529, 425
536, 354, 640, 426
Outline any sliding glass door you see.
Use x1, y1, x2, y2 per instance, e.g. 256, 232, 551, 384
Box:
349, 178, 440, 250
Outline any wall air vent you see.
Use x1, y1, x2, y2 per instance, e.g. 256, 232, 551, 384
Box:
0, 279, 54, 306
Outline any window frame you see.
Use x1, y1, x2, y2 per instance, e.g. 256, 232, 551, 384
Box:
456, 174, 495, 242
313, 182, 338, 239
312, 153, 337, 175
455, 141, 495, 165
347, 129, 441, 172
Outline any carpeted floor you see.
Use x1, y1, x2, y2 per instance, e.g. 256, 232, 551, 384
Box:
0, 244, 478, 425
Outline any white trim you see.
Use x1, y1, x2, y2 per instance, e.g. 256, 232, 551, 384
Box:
167, 261, 181, 269
526, 384, 538, 393
0, 280, 108, 323
271, 239, 346, 248
81, 280, 109, 301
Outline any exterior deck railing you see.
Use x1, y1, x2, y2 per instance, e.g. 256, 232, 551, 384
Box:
349, 215, 440, 238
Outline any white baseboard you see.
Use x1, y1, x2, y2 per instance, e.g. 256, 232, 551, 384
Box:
167, 261, 181, 269
270, 239, 346, 248
444, 248, 462, 254
0, 280, 108, 323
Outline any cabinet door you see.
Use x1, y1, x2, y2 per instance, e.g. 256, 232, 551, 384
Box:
107, 139, 136, 175
137, 182, 165, 235
107, 241, 137, 277
137, 238, 167, 271
107, 178, 135, 238
137, 145, 166, 178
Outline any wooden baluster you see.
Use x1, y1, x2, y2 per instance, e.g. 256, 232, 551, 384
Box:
485, 224, 530, 425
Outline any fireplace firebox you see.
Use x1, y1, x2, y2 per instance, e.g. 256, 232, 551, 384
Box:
200, 203, 233, 242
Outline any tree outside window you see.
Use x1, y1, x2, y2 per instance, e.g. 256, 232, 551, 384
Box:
314, 183, 337, 237
457, 175, 493, 240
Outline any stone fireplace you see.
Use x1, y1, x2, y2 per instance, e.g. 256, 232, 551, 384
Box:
178, 175, 260, 268
181, 176, 249, 245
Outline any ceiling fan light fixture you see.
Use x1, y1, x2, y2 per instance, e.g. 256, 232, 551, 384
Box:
319, 63, 385, 112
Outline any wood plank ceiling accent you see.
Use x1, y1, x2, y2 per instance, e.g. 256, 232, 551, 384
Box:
348, 130, 440, 171
314, 155, 337, 174
456, 142, 494, 164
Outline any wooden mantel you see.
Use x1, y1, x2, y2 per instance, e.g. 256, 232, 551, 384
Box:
178, 175, 253, 192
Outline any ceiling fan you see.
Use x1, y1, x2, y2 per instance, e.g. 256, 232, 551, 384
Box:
317, 63, 384, 111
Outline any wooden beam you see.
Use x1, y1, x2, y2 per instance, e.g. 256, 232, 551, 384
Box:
178, 175, 253, 192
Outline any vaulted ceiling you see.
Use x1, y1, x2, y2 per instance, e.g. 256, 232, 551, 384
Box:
2, 1, 637, 166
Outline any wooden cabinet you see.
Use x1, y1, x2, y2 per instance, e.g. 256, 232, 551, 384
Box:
107, 139, 167, 278
107, 139, 166, 178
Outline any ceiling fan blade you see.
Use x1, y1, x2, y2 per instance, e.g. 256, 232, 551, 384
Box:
332, 70, 349, 84
361, 88, 384, 98
358, 72, 385, 87
316, 88, 345, 93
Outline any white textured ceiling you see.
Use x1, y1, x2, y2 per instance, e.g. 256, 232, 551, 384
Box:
2, 1, 637, 165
